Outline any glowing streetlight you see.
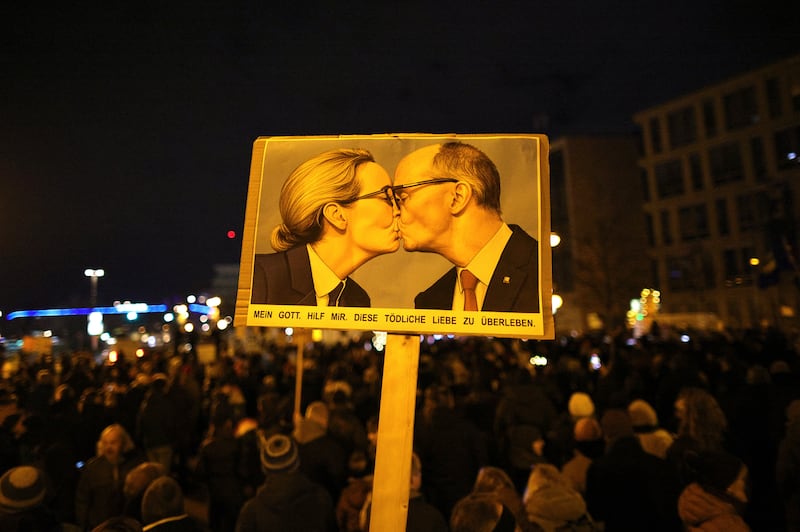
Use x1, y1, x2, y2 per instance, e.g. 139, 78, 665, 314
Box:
552, 294, 563, 314
84, 269, 105, 307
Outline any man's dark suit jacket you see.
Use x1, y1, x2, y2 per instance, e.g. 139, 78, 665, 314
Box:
414, 224, 539, 313
250, 245, 370, 307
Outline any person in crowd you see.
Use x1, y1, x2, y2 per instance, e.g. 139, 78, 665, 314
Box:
415, 384, 489, 520
165, 357, 201, 487
0, 388, 22, 478
628, 397, 674, 459
27, 368, 56, 419
40, 407, 83, 525
364, 416, 379, 471
545, 391, 596, 468
493, 368, 556, 492
62, 355, 96, 399
404, 452, 450, 531
522, 463, 598, 531
251, 148, 400, 307
677, 449, 751, 531
585, 408, 681, 531
122, 462, 166, 524
293, 400, 347, 504
196, 398, 244, 532
136, 374, 177, 474
0, 465, 62, 531
470, 466, 537, 532
360, 452, 448, 532
560, 417, 604, 495
140, 476, 201, 531
118, 375, 151, 444
393, 141, 540, 313
450, 492, 522, 532
235, 432, 336, 531
75, 424, 143, 531
777, 399, 800, 532
667, 387, 729, 486
335, 451, 373, 532
235, 379, 295, 500
76, 387, 115, 463
727, 364, 785, 530
326, 389, 368, 459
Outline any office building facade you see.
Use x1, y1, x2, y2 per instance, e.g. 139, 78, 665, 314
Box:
634, 54, 800, 329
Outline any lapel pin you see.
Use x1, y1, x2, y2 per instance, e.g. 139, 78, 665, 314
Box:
503, 276, 511, 284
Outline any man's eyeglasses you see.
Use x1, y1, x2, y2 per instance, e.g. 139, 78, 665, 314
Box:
390, 178, 458, 206
341, 185, 396, 208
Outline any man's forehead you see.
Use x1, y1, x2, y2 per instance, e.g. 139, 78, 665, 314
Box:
394, 144, 440, 183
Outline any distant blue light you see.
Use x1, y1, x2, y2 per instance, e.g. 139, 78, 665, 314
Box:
7, 304, 169, 321
188, 303, 212, 314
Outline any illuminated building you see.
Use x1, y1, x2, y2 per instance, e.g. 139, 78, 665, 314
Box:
634, 54, 800, 328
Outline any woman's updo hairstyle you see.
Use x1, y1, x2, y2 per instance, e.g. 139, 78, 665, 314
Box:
271, 148, 374, 251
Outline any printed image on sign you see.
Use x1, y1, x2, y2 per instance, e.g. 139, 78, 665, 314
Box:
235, 134, 553, 339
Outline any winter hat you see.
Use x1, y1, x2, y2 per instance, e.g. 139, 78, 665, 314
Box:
259, 432, 299, 473
567, 392, 595, 419
690, 450, 744, 492
305, 401, 330, 428
627, 399, 658, 428
0, 466, 46, 511
141, 476, 184, 525
600, 409, 634, 441
123, 461, 167, 500
574, 417, 603, 442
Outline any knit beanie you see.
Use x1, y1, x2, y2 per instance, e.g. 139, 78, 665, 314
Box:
568, 392, 595, 419
600, 409, 634, 441
574, 417, 603, 442
141, 476, 184, 525
259, 432, 300, 473
0, 466, 46, 511
627, 399, 658, 429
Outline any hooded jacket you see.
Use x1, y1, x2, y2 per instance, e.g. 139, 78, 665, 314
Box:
677, 483, 750, 532
235, 471, 335, 532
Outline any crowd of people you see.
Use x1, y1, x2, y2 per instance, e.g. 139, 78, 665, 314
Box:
0, 324, 799, 531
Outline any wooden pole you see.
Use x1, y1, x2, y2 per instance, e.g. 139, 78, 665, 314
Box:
369, 334, 420, 532
293, 329, 310, 423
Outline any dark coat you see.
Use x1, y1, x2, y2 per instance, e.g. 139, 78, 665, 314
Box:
585, 436, 682, 532
406, 494, 449, 532
414, 408, 489, 520
777, 419, 800, 531
295, 421, 347, 503
677, 483, 750, 532
251, 246, 370, 306
414, 225, 540, 312
197, 433, 244, 532
137, 386, 177, 451
75, 452, 144, 530
235, 472, 336, 532
0, 505, 62, 532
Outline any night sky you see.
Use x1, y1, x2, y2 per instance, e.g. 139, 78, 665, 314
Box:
2, 2, 799, 313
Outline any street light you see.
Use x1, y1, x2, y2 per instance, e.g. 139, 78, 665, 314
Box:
84, 268, 105, 307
